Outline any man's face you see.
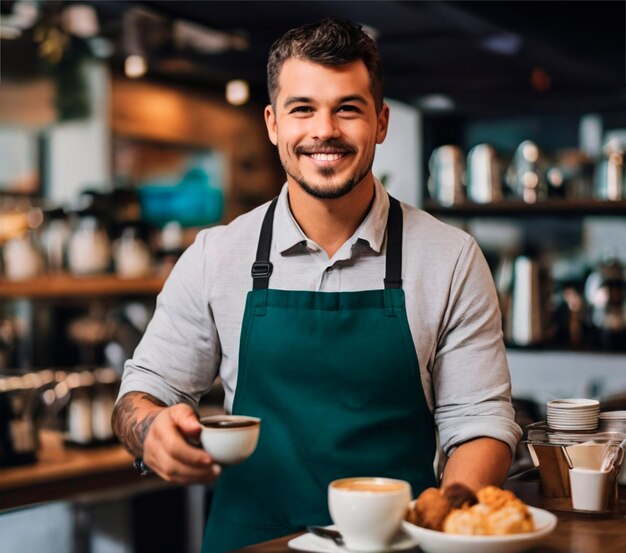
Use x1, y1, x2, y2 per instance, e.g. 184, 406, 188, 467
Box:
265, 58, 389, 200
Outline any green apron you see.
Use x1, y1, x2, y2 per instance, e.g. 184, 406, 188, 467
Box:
202, 195, 437, 553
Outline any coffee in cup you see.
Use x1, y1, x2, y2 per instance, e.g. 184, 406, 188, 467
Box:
199, 415, 261, 465
328, 477, 412, 552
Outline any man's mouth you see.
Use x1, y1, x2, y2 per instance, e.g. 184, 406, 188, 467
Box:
309, 152, 346, 162
295, 140, 356, 162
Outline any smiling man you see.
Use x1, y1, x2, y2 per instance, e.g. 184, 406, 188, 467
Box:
113, 18, 521, 553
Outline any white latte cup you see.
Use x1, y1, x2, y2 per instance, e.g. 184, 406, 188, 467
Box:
199, 415, 261, 465
328, 477, 412, 552
569, 467, 611, 511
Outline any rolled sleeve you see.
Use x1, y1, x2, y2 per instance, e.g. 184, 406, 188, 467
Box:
433, 236, 522, 456
117, 232, 220, 408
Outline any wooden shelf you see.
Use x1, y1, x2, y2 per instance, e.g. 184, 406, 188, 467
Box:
0, 274, 167, 299
423, 199, 626, 218
0, 440, 174, 511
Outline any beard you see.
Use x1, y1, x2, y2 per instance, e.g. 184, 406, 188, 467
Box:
288, 160, 374, 200
281, 139, 376, 200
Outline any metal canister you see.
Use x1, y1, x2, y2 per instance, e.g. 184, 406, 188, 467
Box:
506, 140, 548, 203
427, 145, 465, 206
594, 139, 624, 201
466, 144, 503, 203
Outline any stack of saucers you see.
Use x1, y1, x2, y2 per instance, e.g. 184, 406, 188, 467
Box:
599, 410, 626, 433
546, 399, 600, 431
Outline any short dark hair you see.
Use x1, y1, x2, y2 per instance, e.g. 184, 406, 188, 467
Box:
267, 17, 383, 112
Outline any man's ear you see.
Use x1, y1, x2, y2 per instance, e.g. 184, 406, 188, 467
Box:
376, 102, 390, 144
264, 105, 278, 145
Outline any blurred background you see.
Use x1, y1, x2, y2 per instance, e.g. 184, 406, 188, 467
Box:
0, 1, 625, 552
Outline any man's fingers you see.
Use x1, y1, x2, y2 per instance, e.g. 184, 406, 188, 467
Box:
147, 410, 209, 461
169, 404, 203, 438
147, 430, 219, 483
151, 452, 221, 484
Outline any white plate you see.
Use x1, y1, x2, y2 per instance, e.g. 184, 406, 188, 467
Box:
547, 422, 598, 427
547, 399, 599, 409
548, 416, 598, 421
548, 410, 600, 419
548, 417, 598, 426
287, 526, 418, 553
547, 424, 598, 430
599, 411, 626, 420
401, 506, 557, 553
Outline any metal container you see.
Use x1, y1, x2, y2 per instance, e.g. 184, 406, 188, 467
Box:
507, 256, 548, 346
526, 442, 572, 497
594, 139, 624, 201
506, 140, 548, 203
524, 422, 625, 504
427, 145, 465, 206
584, 256, 626, 350
466, 144, 503, 203
0, 373, 43, 466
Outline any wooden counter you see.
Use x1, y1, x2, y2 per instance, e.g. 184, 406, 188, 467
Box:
0, 436, 171, 512
230, 481, 626, 553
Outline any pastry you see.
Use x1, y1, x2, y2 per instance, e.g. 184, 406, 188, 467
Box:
406, 483, 477, 531
407, 484, 535, 536
405, 487, 452, 531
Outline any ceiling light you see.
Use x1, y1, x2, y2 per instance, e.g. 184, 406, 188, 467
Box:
480, 33, 522, 56
417, 95, 455, 112
226, 80, 249, 106
125, 55, 147, 79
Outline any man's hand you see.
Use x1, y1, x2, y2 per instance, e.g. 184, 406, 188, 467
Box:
144, 403, 221, 483
112, 392, 221, 484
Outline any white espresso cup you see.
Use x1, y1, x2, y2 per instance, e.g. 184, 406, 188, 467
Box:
569, 467, 611, 511
199, 415, 261, 465
328, 477, 412, 552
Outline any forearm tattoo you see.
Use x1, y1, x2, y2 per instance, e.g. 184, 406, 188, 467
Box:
112, 392, 167, 457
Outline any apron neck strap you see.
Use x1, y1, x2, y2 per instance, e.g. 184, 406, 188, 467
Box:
251, 197, 278, 290
251, 194, 403, 290
384, 196, 403, 289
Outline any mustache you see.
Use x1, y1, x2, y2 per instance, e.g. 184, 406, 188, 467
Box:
294, 139, 357, 155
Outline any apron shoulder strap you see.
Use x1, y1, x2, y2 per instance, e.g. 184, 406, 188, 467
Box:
384, 196, 403, 289
251, 197, 278, 290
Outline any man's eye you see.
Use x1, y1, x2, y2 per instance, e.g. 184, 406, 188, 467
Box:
290, 106, 312, 114
338, 105, 361, 113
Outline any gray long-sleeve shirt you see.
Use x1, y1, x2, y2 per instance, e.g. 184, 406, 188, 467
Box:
119, 180, 522, 456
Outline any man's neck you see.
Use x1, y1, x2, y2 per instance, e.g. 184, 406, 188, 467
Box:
287, 177, 376, 258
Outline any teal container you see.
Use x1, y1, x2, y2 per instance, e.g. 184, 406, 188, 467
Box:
139, 168, 224, 228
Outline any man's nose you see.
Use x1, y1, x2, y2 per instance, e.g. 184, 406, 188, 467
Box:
310, 111, 340, 140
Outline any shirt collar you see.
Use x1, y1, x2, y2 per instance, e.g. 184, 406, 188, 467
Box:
273, 179, 390, 255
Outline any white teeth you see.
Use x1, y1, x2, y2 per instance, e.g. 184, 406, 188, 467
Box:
310, 153, 343, 161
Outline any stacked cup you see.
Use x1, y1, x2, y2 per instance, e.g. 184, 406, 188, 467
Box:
546, 399, 600, 431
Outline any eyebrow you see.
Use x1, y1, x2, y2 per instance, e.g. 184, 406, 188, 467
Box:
282, 94, 369, 109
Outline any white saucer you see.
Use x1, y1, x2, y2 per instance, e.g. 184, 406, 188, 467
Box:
288, 526, 418, 553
